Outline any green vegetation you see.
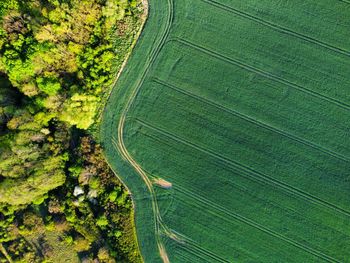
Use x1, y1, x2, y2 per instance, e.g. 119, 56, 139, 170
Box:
0, 0, 144, 262
101, 0, 350, 262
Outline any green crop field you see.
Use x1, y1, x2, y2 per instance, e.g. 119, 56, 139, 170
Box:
101, 0, 350, 262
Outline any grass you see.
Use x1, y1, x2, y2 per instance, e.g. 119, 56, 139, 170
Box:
101, 0, 350, 262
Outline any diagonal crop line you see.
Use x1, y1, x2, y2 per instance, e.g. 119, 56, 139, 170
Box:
176, 187, 339, 262
175, 185, 340, 263
200, 0, 350, 57
170, 230, 231, 263
179, 247, 213, 262
170, 37, 350, 112
153, 78, 350, 163
174, 248, 213, 263
135, 118, 350, 219
181, 239, 230, 263
181, 244, 228, 263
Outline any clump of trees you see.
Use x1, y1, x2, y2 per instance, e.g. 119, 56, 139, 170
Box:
0, 0, 143, 262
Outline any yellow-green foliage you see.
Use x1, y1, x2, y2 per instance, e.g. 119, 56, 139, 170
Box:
0, 156, 66, 205
60, 94, 100, 129
73, 237, 91, 252
0, 0, 143, 261
103, 0, 130, 28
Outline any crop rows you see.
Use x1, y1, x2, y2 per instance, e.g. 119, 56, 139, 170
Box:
152, 78, 350, 163
174, 185, 338, 262
200, 0, 350, 57
123, 116, 350, 261
151, 39, 350, 158
134, 117, 349, 216
102, 0, 350, 261
170, 0, 350, 103
199, 0, 350, 51
171, 37, 350, 112
130, 79, 350, 208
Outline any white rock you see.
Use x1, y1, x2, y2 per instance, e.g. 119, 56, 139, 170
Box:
73, 186, 84, 197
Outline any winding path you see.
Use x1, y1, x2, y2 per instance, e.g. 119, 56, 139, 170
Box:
101, 1, 175, 262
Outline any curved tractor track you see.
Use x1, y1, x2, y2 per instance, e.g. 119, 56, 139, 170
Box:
105, 0, 177, 262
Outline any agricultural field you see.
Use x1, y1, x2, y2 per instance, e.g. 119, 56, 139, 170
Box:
101, 0, 350, 262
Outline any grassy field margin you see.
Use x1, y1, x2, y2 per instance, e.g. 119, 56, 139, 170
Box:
100, 0, 170, 262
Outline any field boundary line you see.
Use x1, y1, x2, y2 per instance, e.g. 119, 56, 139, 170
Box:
170, 37, 350, 112
153, 78, 350, 163
200, 0, 350, 57
135, 118, 350, 218
175, 185, 340, 262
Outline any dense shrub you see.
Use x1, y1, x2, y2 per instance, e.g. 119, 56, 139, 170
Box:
0, 0, 143, 261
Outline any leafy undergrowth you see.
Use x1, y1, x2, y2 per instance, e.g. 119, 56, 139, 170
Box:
1, 136, 142, 263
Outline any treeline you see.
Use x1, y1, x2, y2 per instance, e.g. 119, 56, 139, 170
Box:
0, 0, 143, 262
